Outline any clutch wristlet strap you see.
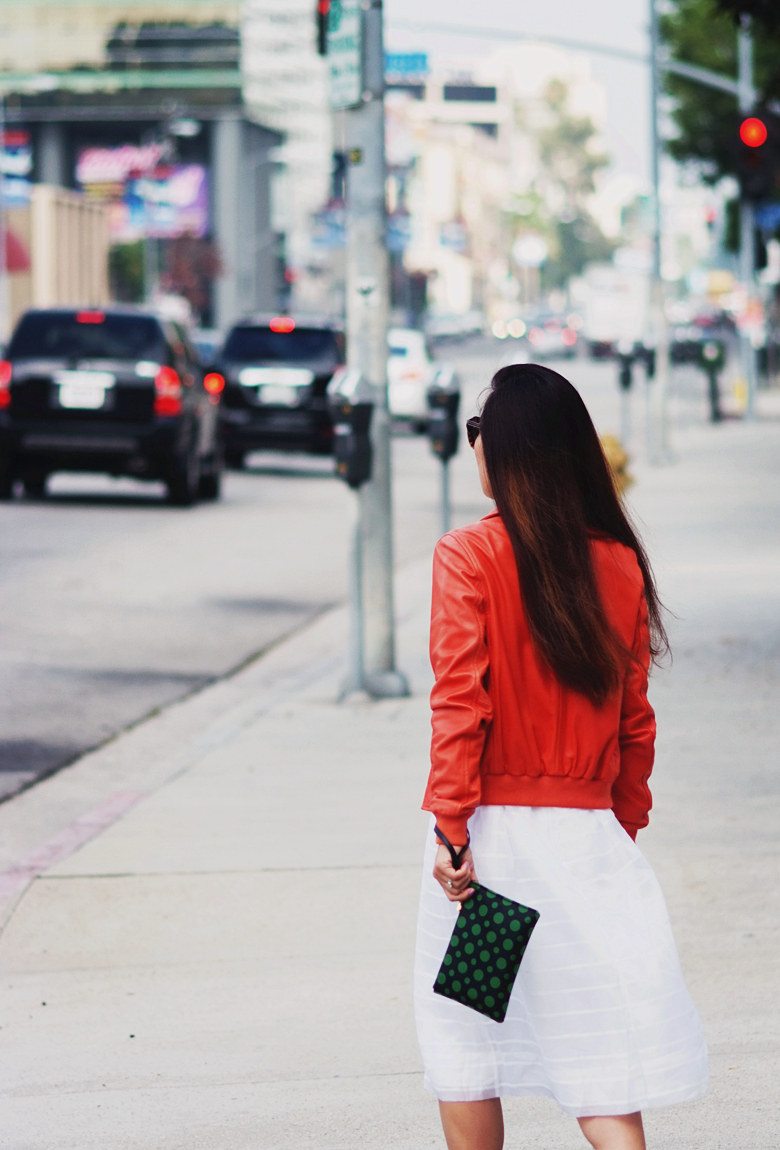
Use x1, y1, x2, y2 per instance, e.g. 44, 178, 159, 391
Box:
434, 824, 471, 870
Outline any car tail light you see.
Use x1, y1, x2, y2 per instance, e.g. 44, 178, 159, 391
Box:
203, 371, 225, 396
0, 360, 11, 409
269, 316, 295, 333
76, 310, 106, 324
154, 365, 183, 416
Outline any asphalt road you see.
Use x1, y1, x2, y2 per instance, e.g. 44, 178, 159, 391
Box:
0, 340, 720, 801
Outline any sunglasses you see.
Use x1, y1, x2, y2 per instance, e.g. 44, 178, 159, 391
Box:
466, 416, 481, 447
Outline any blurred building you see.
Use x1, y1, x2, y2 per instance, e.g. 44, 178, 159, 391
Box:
0, 0, 282, 329
386, 42, 614, 324
241, 0, 334, 312
6, 186, 111, 330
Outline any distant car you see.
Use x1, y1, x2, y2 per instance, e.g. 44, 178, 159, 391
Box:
217, 315, 345, 462
670, 309, 736, 365
425, 310, 485, 343
0, 307, 224, 505
387, 327, 437, 430
525, 313, 579, 359
192, 327, 223, 366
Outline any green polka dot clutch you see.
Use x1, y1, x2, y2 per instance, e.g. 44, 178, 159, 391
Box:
433, 827, 540, 1024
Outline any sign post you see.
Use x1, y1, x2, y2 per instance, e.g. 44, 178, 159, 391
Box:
329, 0, 408, 699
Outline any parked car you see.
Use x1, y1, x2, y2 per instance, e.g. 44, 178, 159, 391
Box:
216, 315, 345, 462
670, 308, 737, 365
524, 313, 579, 359
0, 307, 224, 505
387, 327, 437, 430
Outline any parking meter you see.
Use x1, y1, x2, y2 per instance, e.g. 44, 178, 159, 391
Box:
426, 368, 461, 461
642, 345, 657, 380
327, 369, 374, 489
699, 339, 726, 423
426, 368, 461, 534
615, 341, 634, 391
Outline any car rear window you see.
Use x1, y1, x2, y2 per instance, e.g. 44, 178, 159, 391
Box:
8, 313, 166, 361
223, 326, 341, 364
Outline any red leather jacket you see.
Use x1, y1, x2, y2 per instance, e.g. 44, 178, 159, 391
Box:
422, 511, 656, 844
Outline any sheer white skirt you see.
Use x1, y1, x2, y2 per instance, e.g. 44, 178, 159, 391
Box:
414, 806, 708, 1117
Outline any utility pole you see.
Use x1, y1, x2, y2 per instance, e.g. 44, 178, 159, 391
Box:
737, 16, 759, 420
0, 91, 10, 345
336, 0, 409, 698
648, 0, 672, 465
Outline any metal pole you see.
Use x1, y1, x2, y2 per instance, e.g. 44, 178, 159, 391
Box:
339, 513, 367, 700
737, 18, 758, 420
344, 0, 408, 698
620, 388, 632, 448
0, 92, 10, 345
441, 458, 451, 536
648, 0, 672, 465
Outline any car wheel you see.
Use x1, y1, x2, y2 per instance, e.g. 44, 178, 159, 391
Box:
198, 455, 223, 501
167, 444, 200, 507
198, 470, 221, 500
0, 467, 14, 500
22, 474, 48, 499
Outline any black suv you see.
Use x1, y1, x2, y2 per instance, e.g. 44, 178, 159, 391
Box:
217, 316, 345, 463
0, 307, 224, 505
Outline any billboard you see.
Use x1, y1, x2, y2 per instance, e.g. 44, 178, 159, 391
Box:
76, 146, 209, 242
0, 129, 33, 205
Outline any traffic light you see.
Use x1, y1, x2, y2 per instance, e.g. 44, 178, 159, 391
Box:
735, 110, 780, 202
316, 0, 330, 55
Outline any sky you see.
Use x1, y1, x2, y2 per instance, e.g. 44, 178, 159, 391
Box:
384, 0, 653, 186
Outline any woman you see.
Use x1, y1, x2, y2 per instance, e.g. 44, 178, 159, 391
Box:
414, 365, 708, 1150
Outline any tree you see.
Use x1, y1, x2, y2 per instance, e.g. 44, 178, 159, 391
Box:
660, 0, 780, 183
512, 79, 615, 292
109, 242, 144, 303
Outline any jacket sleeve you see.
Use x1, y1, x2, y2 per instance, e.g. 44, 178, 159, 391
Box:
422, 533, 493, 844
612, 592, 656, 839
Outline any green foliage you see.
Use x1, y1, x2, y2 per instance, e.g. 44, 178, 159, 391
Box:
109, 242, 144, 303
660, 0, 780, 182
510, 79, 615, 291
537, 79, 610, 200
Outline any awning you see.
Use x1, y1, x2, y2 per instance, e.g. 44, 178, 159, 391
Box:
1, 226, 31, 273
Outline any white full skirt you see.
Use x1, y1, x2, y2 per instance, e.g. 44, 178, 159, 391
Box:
414, 806, 708, 1117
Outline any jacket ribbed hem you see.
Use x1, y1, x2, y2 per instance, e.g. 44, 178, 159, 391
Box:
425, 776, 618, 845
480, 774, 614, 811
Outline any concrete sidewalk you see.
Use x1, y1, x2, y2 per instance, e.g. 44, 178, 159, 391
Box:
1, 393, 779, 1150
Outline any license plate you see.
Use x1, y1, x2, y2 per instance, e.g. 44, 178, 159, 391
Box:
55, 371, 115, 410
259, 384, 299, 407
59, 384, 108, 409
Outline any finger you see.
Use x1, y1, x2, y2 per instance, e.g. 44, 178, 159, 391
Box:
447, 886, 475, 903
435, 860, 472, 883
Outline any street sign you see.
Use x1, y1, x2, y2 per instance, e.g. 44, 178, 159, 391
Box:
328, 1, 364, 111
385, 52, 429, 79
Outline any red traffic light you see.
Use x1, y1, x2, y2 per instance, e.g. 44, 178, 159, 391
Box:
316, 0, 330, 55
739, 116, 768, 148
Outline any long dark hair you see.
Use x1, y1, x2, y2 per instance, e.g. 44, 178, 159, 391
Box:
480, 363, 668, 705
